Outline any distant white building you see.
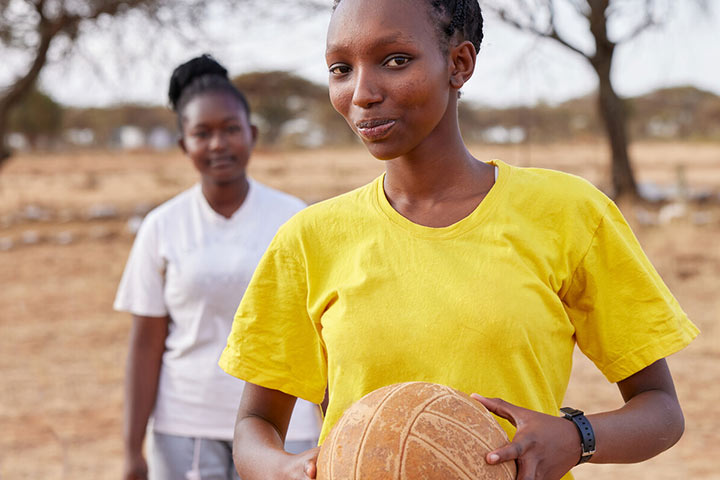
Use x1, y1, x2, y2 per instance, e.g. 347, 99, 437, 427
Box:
65, 128, 95, 146
148, 126, 175, 150
115, 125, 146, 149
646, 118, 679, 138
7, 133, 28, 150
481, 126, 526, 144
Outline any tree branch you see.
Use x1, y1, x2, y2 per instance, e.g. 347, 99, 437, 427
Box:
613, 0, 659, 44
486, 3, 590, 60
0, 4, 65, 111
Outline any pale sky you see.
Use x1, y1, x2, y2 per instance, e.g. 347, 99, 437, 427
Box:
19, 2, 720, 109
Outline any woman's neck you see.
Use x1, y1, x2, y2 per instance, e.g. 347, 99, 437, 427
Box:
201, 175, 250, 219
382, 119, 496, 228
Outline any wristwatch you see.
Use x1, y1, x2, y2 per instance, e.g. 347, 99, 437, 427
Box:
560, 407, 596, 465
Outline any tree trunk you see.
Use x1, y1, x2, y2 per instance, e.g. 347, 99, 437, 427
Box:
593, 59, 638, 199
0, 112, 11, 169
588, 0, 638, 199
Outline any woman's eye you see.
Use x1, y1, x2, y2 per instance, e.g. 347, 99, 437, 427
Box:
193, 131, 209, 139
329, 64, 351, 75
385, 56, 410, 67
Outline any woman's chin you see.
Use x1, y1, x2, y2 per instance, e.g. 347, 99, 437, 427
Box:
363, 141, 403, 162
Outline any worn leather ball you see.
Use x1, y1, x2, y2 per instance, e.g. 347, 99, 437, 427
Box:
316, 381, 516, 480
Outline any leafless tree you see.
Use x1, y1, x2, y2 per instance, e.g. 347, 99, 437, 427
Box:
482, 0, 709, 198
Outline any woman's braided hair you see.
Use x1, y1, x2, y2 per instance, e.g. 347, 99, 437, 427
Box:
168, 54, 251, 129
332, 0, 483, 53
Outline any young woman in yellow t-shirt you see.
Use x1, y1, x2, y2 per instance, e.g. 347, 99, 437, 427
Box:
219, 1, 697, 479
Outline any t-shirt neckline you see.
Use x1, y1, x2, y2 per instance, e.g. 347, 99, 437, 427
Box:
195, 178, 256, 225
373, 159, 510, 239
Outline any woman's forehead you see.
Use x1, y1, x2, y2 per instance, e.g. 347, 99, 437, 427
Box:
327, 0, 436, 50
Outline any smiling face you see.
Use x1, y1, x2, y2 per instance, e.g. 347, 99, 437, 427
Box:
326, 0, 457, 160
179, 92, 257, 186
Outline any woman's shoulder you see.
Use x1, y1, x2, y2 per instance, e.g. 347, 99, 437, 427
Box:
250, 178, 306, 213
499, 160, 611, 214
141, 184, 199, 225
289, 179, 377, 223
270, 178, 379, 245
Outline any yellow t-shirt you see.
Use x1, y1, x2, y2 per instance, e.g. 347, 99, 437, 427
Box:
219, 159, 698, 451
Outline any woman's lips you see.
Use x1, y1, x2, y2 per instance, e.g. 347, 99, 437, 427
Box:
209, 156, 235, 169
355, 119, 396, 141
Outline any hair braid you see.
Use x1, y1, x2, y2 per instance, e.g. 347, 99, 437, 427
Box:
333, 0, 483, 53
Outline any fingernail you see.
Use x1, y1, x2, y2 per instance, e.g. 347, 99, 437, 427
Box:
488, 453, 500, 463
471, 393, 486, 400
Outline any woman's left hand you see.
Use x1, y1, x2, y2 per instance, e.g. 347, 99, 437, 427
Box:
471, 394, 581, 480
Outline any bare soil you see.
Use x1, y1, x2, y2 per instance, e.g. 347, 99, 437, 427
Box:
1, 142, 718, 479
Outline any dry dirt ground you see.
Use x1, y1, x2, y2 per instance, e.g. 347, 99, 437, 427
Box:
1, 142, 719, 479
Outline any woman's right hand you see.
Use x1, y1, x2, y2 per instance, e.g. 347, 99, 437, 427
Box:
281, 447, 320, 479
122, 452, 148, 480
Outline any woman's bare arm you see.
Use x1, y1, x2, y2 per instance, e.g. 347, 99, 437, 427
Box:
588, 358, 684, 463
233, 383, 320, 480
475, 358, 685, 480
123, 315, 168, 480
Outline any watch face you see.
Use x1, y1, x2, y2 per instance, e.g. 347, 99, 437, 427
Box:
561, 407, 583, 417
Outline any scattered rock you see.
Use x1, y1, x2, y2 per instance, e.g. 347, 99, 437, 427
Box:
638, 182, 672, 203
633, 206, 658, 227
55, 231, 75, 245
21, 230, 41, 244
0, 237, 13, 251
22, 205, 52, 222
658, 202, 687, 225
86, 204, 119, 220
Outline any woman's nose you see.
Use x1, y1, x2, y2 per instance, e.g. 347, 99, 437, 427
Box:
209, 130, 227, 150
352, 68, 383, 108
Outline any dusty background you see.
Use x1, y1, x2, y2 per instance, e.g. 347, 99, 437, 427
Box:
1, 142, 718, 479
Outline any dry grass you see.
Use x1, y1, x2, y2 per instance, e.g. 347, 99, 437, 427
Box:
1, 142, 719, 479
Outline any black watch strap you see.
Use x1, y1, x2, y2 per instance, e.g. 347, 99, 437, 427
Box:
560, 407, 596, 465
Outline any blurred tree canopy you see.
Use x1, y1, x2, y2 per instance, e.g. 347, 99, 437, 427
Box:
9, 87, 63, 148
233, 71, 356, 148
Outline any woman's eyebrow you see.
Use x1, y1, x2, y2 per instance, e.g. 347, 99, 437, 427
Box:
326, 32, 416, 55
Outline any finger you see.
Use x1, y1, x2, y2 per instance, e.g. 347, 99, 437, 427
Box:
471, 394, 519, 426
515, 457, 538, 480
485, 441, 523, 465
304, 458, 317, 479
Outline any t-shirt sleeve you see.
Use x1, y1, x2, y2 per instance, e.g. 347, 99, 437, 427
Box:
113, 214, 168, 317
218, 234, 327, 404
562, 200, 699, 383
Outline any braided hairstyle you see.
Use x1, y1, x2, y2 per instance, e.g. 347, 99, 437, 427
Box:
332, 0, 483, 54
168, 54, 251, 129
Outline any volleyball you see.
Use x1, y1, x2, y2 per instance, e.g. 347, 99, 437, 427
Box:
316, 381, 516, 480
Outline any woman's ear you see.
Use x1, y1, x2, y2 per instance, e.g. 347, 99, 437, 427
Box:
449, 40, 477, 90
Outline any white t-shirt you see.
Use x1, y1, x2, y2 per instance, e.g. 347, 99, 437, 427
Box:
114, 179, 321, 441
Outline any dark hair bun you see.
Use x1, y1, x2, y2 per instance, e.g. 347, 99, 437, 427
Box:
168, 54, 228, 111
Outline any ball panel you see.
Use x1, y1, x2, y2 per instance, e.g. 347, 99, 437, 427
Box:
401, 436, 475, 480
409, 412, 513, 480
318, 383, 408, 480
424, 393, 513, 457
356, 383, 449, 478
